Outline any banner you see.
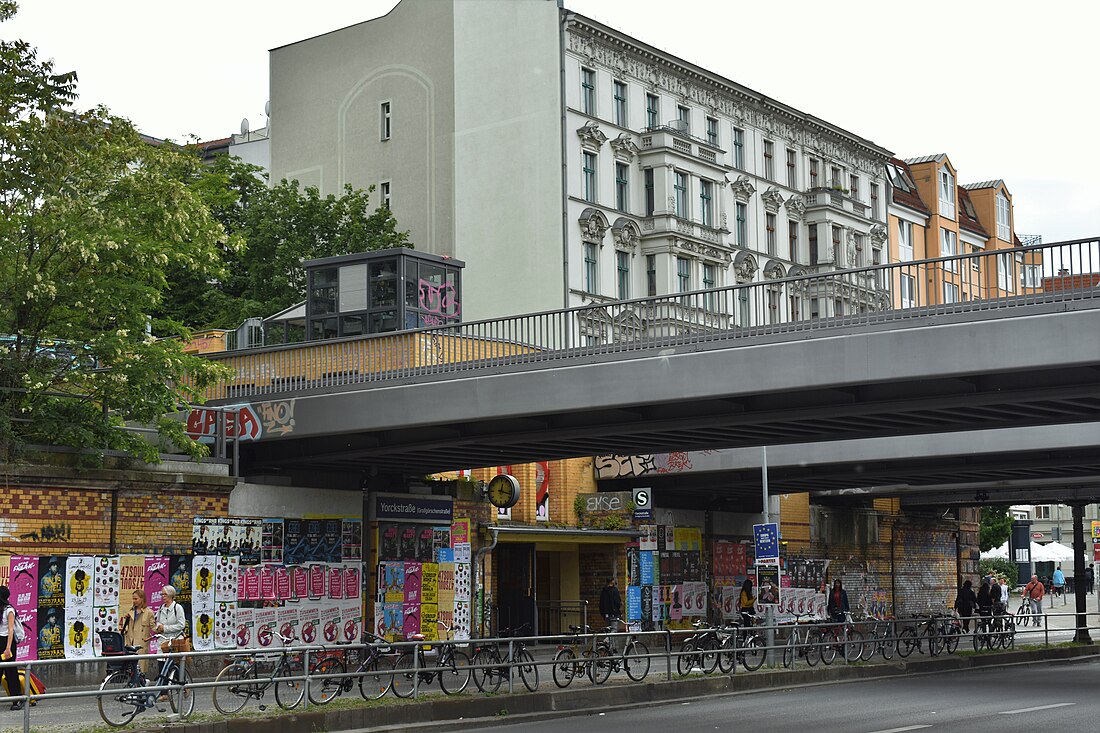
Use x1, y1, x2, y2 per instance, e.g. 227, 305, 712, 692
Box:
10, 556, 38, 660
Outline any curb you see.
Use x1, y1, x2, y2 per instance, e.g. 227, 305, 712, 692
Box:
128, 645, 1100, 733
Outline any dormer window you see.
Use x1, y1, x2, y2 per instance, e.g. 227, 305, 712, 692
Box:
939, 168, 955, 219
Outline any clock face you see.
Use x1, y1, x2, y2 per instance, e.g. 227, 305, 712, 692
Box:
486, 474, 520, 509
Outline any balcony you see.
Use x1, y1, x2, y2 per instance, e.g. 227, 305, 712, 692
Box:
803, 186, 872, 220
638, 126, 730, 172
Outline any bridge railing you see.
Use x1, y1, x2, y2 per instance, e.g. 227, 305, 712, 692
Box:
195, 237, 1097, 401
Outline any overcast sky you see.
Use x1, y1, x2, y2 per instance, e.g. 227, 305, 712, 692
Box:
6, 0, 1098, 241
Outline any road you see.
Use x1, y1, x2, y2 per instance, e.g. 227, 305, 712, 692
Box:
468, 657, 1100, 733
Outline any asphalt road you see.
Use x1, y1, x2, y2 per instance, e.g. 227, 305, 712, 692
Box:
469, 657, 1100, 733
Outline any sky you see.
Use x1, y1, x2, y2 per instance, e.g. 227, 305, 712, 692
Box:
5, 0, 1098, 242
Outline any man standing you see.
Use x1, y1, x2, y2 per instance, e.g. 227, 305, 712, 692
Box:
599, 577, 622, 630
1022, 574, 1045, 626
1086, 564, 1095, 594
1052, 566, 1066, 601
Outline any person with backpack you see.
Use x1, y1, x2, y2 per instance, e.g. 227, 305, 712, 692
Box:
0, 586, 24, 711
1022, 574, 1045, 626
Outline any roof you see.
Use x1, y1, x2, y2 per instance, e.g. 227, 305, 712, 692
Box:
196, 137, 232, 151
887, 158, 930, 215
957, 188, 989, 238
962, 180, 1005, 191
904, 154, 948, 165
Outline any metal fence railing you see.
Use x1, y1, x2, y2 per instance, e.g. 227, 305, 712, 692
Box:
194, 237, 1099, 402
3, 609, 1098, 732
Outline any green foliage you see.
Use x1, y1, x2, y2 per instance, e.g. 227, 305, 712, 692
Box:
979, 506, 1013, 552
157, 155, 410, 332
600, 514, 625, 531
980, 557, 1017, 581
0, 3, 229, 462
573, 495, 587, 526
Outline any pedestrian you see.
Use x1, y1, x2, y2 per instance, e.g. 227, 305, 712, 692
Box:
598, 577, 622, 630
121, 589, 156, 676
1052, 566, 1065, 598
955, 579, 978, 632
825, 578, 849, 623
990, 575, 1003, 612
1087, 564, 1095, 594
0, 586, 24, 711
736, 577, 757, 627
975, 580, 993, 634
998, 576, 1010, 612
1021, 574, 1044, 626
153, 585, 187, 701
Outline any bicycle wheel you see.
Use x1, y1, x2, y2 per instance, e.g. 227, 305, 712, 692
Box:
588, 645, 613, 685
212, 662, 253, 715
896, 626, 917, 658
945, 624, 960, 654
878, 625, 896, 661
923, 624, 941, 657
440, 649, 472, 695
274, 660, 305, 710
1002, 615, 1016, 649
309, 656, 345, 705
818, 629, 837, 665
624, 639, 651, 681
358, 655, 394, 700
514, 648, 539, 692
98, 671, 141, 727
972, 623, 986, 652
676, 641, 697, 676
471, 648, 503, 693
803, 634, 820, 667
390, 652, 417, 698
843, 630, 864, 662
717, 636, 737, 674
859, 628, 877, 662
782, 635, 795, 668
740, 635, 766, 672
699, 638, 720, 674
552, 647, 577, 688
165, 667, 195, 720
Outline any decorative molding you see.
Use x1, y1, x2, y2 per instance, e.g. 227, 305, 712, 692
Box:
609, 132, 641, 161
732, 250, 758, 283
578, 207, 610, 245
729, 174, 756, 203
784, 194, 806, 221
577, 120, 607, 150
611, 217, 641, 253
761, 186, 785, 214
870, 223, 887, 246
675, 239, 731, 263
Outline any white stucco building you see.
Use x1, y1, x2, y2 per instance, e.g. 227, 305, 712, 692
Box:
268, 0, 893, 329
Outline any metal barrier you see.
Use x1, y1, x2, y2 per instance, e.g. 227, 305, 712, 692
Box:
2, 610, 1098, 731
195, 237, 1099, 401
535, 599, 588, 636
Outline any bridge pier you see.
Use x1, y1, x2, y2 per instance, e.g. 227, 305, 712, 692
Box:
1071, 503, 1092, 644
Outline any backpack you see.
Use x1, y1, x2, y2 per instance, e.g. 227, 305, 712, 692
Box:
5, 606, 23, 644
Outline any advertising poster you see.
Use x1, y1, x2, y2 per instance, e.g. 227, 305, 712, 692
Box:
323, 519, 342, 562
193, 605, 215, 651
276, 604, 299, 645
276, 566, 292, 601
432, 527, 450, 556
327, 566, 344, 600
421, 563, 438, 604
321, 605, 342, 645
254, 608, 278, 649
626, 548, 640, 586
304, 520, 324, 563
450, 518, 470, 547
63, 607, 94, 659
401, 602, 420, 640
343, 566, 360, 601
234, 606, 254, 649
284, 519, 305, 565
719, 586, 737, 619
626, 586, 642, 621
399, 525, 417, 560
437, 547, 454, 564
454, 543, 471, 564
453, 600, 470, 641
668, 584, 683, 621
241, 565, 260, 601
10, 555, 36, 659
238, 521, 261, 566
300, 604, 321, 645
418, 603, 438, 641
262, 518, 284, 565
437, 563, 455, 606
639, 552, 655, 586
404, 562, 422, 604
288, 566, 305, 600
66, 556, 94, 610
260, 564, 276, 601
454, 563, 471, 602
309, 564, 327, 599
93, 605, 118, 656
192, 555, 215, 608
756, 568, 781, 606
36, 556, 64, 611
379, 562, 404, 603
340, 602, 361, 644
380, 525, 400, 561
215, 555, 239, 602
93, 556, 120, 609
168, 556, 191, 605
414, 527, 432, 563
641, 585, 653, 622
118, 555, 144, 621
144, 556, 168, 611
639, 525, 657, 552
380, 603, 402, 642
37, 605, 63, 661
215, 601, 238, 648
341, 519, 362, 561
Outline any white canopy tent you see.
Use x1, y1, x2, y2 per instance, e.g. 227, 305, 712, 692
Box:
980, 541, 1008, 560
979, 541, 1074, 563
1038, 541, 1075, 562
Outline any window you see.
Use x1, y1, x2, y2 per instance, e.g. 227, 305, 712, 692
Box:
972, 245, 981, 271
768, 290, 779, 324
766, 213, 777, 255
786, 149, 797, 188
998, 252, 1014, 291
944, 282, 960, 304
809, 224, 818, 265
699, 179, 713, 227
645, 93, 659, 129
703, 264, 716, 311
644, 168, 654, 216
872, 247, 882, 287
738, 290, 750, 326
676, 256, 691, 301
996, 193, 1011, 241
809, 158, 819, 187
940, 228, 958, 272
674, 171, 688, 218
870, 183, 880, 220
788, 220, 799, 263
581, 67, 596, 115
832, 225, 842, 261
732, 127, 745, 169
1035, 505, 1052, 520
582, 151, 597, 203
380, 181, 391, 209
788, 294, 801, 321
615, 162, 629, 212
380, 102, 391, 141
900, 274, 916, 308
1022, 264, 1041, 288
849, 174, 860, 201
676, 105, 690, 134
898, 220, 914, 261
736, 203, 748, 246
763, 140, 775, 180
616, 251, 631, 300
830, 166, 842, 187
705, 116, 719, 147
646, 254, 657, 296
584, 242, 598, 293
939, 167, 955, 219
612, 80, 628, 127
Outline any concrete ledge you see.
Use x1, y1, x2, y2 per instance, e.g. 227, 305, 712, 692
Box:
125, 645, 1100, 733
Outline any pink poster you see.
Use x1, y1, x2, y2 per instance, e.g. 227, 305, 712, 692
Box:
275, 567, 291, 600
242, 567, 260, 601
404, 562, 421, 604
292, 567, 308, 599
402, 602, 420, 640
144, 557, 168, 612
259, 566, 275, 600
9, 556, 37, 660
237, 566, 247, 601
343, 567, 360, 600
309, 565, 326, 598
328, 567, 343, 600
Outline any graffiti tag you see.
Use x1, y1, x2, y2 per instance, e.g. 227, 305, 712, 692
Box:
18, 523, 73, 543
185, 405, 262, 441
256, 400, 296, 437
594, 454, 657, 480
418, 279, 460, 321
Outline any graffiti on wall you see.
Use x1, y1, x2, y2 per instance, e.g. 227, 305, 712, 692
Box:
185, 400, 296, 442
256, 400, 295, 437
19, 523, 73, 543
417, 279, 460, 327
594, 454, 657, 479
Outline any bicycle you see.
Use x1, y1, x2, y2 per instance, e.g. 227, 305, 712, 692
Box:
471, 623, 538, 693
854, 608, 895, 662
991, 604, 1016, 649
676, 620, 721, 676
781, 614, 821, 668
97, 631, 195, 727
308, 632, 397, 705
212, 630, 304, 714
1017, 595, 1038, 627
551, 624, 609, 687
592, 617, 651, 682
391, 621, 472, 697
817, 613, 864, 664
716, 617, 766, 673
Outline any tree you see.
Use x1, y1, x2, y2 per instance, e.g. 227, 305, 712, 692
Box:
157, 155, 410, 332
979, 506, 1013, 552
0, 2, 233, 462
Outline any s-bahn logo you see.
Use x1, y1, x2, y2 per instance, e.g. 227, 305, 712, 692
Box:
186, 405, 262, 441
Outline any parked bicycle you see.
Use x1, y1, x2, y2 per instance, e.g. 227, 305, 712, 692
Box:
717, 618, 766, 673
307, 632, 397, 705
212, 630, 304, 714
471, 623, 538, 693
817, 613, 864, 664
781, 614, 821, 668
854, 608, 896, 662
677, 620, 721, 676
591, 617, 651, 682
552, 624, 609, 687
391, 621, 472, 697
97, 631, 195, 727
